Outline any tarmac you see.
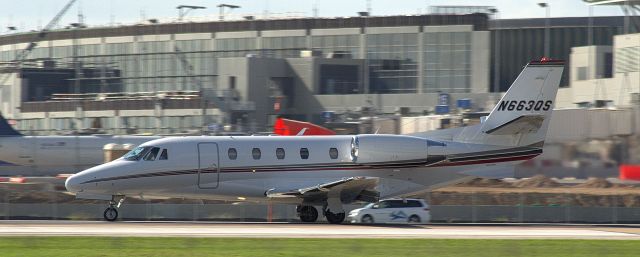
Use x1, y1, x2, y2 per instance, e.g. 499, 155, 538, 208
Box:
0, 220, 639, 239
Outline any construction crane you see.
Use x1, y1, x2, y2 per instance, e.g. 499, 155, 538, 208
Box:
0, 0, 77, 86
173, 46, 230, 130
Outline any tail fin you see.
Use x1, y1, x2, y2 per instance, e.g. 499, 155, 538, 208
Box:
467, 58, 564, 146
0, 114, 22, 137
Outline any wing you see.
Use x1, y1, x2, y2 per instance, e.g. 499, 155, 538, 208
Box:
266, 176, 380, 204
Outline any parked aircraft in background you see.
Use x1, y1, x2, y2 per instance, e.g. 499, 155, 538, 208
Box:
273, 118, 336, 136
0, 118, 159, 176
66, 59, 565, 224
0, 115, 331, 176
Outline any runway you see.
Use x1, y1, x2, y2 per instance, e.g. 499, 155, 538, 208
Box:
0, 221, 639, 239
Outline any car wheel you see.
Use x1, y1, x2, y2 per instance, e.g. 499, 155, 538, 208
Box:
361, 214, 374, 224
408, 215, 421, 223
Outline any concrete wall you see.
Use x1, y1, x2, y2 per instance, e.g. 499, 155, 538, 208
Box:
314, 92, 498, 114
558, 32, 640, 108
570, 46, 612, 82
471, 31, 491, 94
2, 203, 638, 223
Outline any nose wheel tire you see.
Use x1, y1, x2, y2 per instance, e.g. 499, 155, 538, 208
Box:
298, 205, 318, 222
325, 211, 346, 224
103, 207, 118, 222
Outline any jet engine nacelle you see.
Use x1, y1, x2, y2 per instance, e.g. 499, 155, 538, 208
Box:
351, 135, 429, 164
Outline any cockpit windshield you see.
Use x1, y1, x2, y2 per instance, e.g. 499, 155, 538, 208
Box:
122, 146, 152, 161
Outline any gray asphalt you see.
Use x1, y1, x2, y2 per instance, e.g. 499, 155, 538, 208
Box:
0, 220, 639, 239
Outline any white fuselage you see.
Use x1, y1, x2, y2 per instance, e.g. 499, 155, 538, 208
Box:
0, 135, 158, 175
65, 135, 537, 204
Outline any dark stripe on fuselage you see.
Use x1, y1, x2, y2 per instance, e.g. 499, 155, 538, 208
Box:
447, 148, 542, 163
80, 147, 541, 184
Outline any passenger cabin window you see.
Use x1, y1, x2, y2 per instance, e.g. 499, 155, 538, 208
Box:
329, 148, 338, 159
300, 148, 309, 159
252, 148, 261, 160
144, 147, 160, 161
276, 148, 285, 159
228, 148, 238, 160
123, 146, 152, 161
159, 149, 168, 160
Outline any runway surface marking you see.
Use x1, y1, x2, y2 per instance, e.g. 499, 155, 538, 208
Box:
0, 221, 638, 239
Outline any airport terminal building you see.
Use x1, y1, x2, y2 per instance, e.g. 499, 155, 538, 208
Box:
0, 12, 638, 135
0, 14, 493, 134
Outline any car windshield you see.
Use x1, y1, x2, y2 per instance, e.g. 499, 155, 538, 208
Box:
122, 146, 152, 161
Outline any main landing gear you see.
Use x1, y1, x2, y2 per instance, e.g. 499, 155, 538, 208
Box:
103, 196, 125, 222
324, 209, 346, 224
296, 204, 346, 224
323, 197, 346, 224
297, 205, 318, 223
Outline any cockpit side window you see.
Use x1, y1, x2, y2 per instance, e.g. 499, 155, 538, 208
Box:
123, 146, 152, 161
159, 149, 168, 160
144, 147, 160, 161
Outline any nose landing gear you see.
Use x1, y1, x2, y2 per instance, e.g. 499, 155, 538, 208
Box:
103, 206, 118, 221
103, 196, 125, 222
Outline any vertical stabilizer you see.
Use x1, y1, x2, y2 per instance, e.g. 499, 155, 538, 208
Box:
461, 58, 564, 146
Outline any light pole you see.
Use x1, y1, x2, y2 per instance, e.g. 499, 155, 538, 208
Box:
538, 3, 550, 57
177, 5, 206, 21
489, 8, 500, 93
217, 4, 240, 21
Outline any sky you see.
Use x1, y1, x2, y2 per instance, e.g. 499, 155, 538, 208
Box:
0, 0, 626, 32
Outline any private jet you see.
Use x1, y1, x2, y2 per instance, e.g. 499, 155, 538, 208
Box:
66, 58, 564, 223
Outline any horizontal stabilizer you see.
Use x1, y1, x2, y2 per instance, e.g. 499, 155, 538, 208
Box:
483, 114, 545, 135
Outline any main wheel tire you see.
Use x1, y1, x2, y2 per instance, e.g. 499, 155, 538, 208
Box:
325, 211, 346, 224
361, 214, 374, 224
299, 206, 318, 222
103, 207, 118, 222
408, 215, 421, 223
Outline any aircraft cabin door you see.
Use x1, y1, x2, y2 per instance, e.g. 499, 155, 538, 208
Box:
197, 143, 220, 189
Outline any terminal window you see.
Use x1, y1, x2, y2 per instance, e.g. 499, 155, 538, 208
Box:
319, 65, 360, 94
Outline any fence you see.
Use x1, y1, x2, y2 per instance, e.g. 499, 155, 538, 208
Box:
1, 203, 639, 223
2, 182, 639, 223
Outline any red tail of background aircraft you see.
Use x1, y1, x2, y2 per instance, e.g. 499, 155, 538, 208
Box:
273, 118, 336, 136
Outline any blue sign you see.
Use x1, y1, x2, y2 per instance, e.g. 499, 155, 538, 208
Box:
438, 93, 450, 106
457, 98, 472, 109
435, 105, 450, 114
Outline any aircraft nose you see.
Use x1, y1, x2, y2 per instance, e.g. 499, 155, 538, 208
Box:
65, 174, 82, 193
